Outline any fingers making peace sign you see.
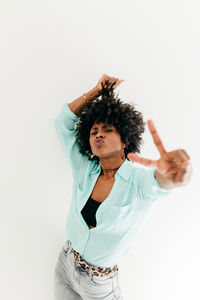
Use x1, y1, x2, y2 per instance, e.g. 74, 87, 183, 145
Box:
127, 120, 192, 188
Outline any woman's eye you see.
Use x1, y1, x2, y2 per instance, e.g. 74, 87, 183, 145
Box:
91, 129, 112, 135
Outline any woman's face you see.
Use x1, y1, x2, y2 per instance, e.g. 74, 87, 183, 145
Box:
89, 121, 124, 159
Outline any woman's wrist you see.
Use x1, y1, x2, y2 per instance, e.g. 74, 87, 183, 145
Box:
85, 86, 102, 102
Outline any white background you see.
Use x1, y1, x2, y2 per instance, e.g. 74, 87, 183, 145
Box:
1, 0, 200, 299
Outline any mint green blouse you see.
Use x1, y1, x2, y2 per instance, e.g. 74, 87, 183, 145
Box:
54, 102, 172, 268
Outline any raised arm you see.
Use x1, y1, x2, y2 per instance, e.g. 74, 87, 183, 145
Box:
67, 73, 124, 116
54, 87, 101, 180
68, 87, 101, 116
54, 74, 124, 180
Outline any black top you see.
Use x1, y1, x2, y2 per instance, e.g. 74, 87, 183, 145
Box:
81, 197, 102, 227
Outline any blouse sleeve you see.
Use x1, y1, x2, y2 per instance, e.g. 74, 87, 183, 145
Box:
135, 166, 172, 202
54, 102, 90, 181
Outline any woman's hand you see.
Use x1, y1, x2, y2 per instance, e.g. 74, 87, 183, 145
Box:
127, 119, 193, 189
96, 74, 124, 93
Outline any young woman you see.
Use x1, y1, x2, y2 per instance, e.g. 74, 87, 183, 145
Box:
53, 74, 192, 300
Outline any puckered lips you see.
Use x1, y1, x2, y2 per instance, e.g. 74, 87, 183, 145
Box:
94, 138, 105, 146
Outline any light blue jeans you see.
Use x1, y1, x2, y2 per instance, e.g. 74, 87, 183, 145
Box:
54, 239, 123, 299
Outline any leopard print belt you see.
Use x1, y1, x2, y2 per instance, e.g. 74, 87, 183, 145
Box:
64, 240, 118, 278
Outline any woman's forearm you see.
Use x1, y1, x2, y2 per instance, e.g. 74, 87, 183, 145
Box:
68, 87, 101, 117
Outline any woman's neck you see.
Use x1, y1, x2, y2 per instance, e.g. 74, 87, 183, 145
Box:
100, 157, 125, 179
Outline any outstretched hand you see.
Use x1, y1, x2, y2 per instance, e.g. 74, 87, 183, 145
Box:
127, 120, 193, 188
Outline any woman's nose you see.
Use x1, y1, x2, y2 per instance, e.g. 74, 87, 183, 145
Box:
96, 133, 104, 138
95, 130, 104, 138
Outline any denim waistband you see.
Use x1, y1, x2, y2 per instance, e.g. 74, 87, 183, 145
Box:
63, 239, 73, 252
62, 239, 118, 277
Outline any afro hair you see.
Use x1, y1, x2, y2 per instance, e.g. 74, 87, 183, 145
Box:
75, 87, 146, 165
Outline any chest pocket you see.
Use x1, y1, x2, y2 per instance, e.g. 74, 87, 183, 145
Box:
101, 204, 133, 233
